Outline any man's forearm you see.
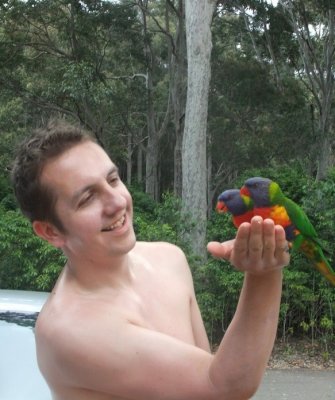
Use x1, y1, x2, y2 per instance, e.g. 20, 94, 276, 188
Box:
209, 270, 283, 399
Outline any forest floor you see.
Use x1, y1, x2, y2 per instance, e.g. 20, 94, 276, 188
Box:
268, 338, 335, 370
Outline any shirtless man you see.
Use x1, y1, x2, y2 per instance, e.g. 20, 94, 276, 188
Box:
11, 120, 289, 400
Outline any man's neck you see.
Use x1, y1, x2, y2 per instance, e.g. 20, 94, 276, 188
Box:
62, 252, 136, 293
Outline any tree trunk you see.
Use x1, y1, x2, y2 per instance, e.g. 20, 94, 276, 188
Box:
174, 133, 183, 197
137, 2, 159, 199
145, 70, 159, 199
281, 2, 335, 180
169, 0, 187, 198
137, 0, 171, 199
127, 128, 132, 186
182, 0, 216, 259
137, 142, 144, 185
316, 134, 332, 181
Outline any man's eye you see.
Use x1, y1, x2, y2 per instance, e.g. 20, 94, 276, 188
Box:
78, 193, 93, 207
108, 176, 119, 186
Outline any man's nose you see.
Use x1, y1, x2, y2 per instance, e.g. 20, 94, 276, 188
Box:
102, 184, 126, 212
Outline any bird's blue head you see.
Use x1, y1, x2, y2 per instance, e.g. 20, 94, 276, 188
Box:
243, 177, 272, 207
216, 189, 249, 216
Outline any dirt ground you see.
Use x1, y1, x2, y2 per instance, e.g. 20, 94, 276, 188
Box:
268, 339, 335, 370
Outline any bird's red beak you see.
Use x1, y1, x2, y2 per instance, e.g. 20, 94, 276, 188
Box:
216, 201, 228, 213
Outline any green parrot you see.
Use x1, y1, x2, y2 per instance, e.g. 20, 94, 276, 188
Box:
240, 177, 335, 286
216, 189, 254, 228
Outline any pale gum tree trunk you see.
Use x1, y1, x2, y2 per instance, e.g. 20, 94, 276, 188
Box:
282, 2, 335, 180
138, 1, 171, 200
182, 0, 216, 259
145, 69, 159, 199
170, 1, 187, 198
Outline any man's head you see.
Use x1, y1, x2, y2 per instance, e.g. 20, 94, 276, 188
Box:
11, 119, 94, 232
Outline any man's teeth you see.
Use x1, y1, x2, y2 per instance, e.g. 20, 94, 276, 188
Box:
104, 216, 125, 231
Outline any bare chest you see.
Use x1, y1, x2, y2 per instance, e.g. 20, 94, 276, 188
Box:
118, 269, 195, 344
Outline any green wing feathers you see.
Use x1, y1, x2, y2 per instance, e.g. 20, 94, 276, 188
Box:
283, 197, 318, 239
299, 238, 335, 286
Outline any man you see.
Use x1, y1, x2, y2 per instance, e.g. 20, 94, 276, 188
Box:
11, 120, 289, 400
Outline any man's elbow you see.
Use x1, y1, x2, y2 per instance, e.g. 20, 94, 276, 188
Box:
211, 375, 262, 400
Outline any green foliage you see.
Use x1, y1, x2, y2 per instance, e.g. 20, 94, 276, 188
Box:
195, 259, 243, 343
130, 185, 157, 219
132, 189, 192, 251
0, 207, 64, 291
134, 214, 178, 244
0, 96, 28, 211
302, 168, 335, 240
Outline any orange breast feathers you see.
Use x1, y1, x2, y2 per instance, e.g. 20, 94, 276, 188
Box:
254, 205, 291, 228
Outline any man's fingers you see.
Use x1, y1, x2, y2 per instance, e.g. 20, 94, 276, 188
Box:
262, 219, 276, 265
230, 221, 250, 268
207, 240, 234, 260
274, 225, 290, 266
248, 217, 264, 264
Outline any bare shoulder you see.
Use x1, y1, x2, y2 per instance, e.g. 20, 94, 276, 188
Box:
134, 241, 187, 260
134, 241, 192, 277
35, 293, 89, 353
35, 292, 125, 388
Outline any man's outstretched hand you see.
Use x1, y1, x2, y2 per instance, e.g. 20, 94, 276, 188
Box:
207, 216, 290, 275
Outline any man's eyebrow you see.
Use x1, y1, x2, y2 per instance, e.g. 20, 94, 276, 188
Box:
107, 166, 119, 176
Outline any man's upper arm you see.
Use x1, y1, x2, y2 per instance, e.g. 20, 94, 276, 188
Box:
54, 318, 218, 400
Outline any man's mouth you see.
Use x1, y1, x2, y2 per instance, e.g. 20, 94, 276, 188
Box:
102, 215, 126, 232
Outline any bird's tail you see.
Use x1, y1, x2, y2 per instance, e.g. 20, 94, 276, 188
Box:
299, 239, 335, 287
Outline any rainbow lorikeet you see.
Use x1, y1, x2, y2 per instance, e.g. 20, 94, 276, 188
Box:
216, 189, 254, 228
240, 177, 335, 286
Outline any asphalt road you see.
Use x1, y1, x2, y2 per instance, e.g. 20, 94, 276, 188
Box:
253, 369, 335, 399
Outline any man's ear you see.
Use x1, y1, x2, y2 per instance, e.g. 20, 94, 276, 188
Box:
32, 220, 65, 248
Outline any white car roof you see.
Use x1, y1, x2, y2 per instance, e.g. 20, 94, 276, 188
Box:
0, 290, 49, 313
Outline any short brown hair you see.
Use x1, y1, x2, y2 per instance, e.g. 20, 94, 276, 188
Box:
11, 119, 95, 231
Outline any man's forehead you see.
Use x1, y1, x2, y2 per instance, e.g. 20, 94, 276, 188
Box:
59, 140, 110, 163
41, 141, 116, 191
